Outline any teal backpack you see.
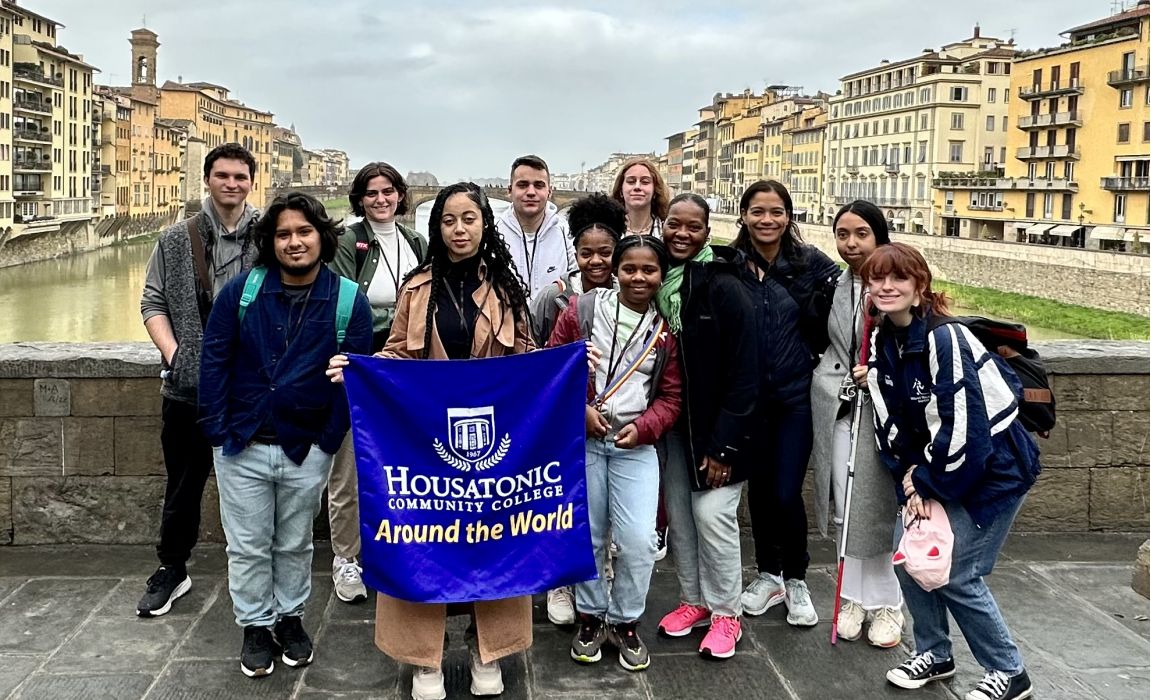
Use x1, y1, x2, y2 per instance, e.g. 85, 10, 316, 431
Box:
237, 266, 359, 348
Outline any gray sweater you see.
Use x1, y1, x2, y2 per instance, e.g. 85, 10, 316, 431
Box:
140, 200, 258, 403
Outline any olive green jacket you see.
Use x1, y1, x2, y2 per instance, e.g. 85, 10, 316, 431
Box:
330, 220, 428, 344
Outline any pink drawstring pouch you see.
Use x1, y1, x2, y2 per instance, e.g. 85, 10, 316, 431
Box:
892, 500, 954, 591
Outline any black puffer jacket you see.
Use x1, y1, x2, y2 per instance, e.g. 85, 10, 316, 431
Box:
735, 243, 840, 404
676, 246, 760, 490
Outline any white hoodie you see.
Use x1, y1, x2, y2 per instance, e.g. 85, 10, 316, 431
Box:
496, 201, 576, 302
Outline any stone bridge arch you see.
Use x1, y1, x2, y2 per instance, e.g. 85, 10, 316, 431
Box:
404, 185, 585, 214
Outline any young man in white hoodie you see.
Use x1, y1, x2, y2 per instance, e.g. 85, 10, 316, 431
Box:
496, 154, 575, 302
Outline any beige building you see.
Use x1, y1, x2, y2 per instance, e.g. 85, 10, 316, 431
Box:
663, 128, 698, 194
933, 4, 1150, 252
825, 27, 1015, 231
318, 148, 349, 186
272, 125, 301, 187
2, 3, 97, 235
304, 149, 325, 186
785, 106, 828, 222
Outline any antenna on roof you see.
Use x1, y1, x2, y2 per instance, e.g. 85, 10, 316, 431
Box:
142, 13, 147, 27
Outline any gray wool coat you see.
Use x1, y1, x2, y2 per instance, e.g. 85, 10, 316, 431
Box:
809, 269, 898, 558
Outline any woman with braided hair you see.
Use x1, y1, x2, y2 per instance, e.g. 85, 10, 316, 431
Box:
328, 181, 533, 700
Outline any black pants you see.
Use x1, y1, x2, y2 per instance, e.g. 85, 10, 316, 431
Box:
747, 397, 813, 581
156, 397, 214, 567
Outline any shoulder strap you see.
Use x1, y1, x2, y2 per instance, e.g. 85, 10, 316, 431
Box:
575, 291, 597, 340
237, 266, 267, 323
335, 276, 358, 348
186, 214, 212, 295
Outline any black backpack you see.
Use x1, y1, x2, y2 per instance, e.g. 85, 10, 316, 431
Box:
930, 316, 1056, 437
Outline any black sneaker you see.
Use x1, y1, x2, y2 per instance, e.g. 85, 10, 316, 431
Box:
272, 616, 314, 668
654, 527, 668, 562
965, 669, 1033, 700
886, 651, 956, 689
570, 613, 607, 664
608, 621, 650, 672
240, 626, 276, 678
136, 566, 191, 618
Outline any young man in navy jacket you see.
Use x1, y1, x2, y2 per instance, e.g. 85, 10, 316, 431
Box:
199, 192, 372, 679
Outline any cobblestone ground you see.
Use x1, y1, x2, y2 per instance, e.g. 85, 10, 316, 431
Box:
0, 533, 1147, 700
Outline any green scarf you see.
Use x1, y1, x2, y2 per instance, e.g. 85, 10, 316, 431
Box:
656, 246, 714, 333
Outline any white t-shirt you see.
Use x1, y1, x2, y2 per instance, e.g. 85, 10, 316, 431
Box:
365, 219, 420, 309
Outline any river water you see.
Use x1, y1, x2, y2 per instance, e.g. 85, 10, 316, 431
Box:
0, 198, 1082, 343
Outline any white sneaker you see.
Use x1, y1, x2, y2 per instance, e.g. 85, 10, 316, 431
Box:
332, 555, 367, 604
836, 599, 866, 641
868, 606, 905, 648
784, 579, 819, 627
411, 665, 446, 700
468, 645, 504, 696
740, 572, 786, 616
546, 586, 576, 625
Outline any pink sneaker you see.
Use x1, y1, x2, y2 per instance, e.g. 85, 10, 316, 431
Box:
699, 615, 742, 659
657, 603, 710, 637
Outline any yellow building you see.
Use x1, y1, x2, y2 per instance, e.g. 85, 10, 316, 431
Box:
787, 105, 828, 222
272, 125, 301, 188
934, 4, 1149, 252
718, 109, 763, 208
304, 149, 325, 186
3, 3, 96, 233
691, 106, 715, 196
827, 28, 1014, 231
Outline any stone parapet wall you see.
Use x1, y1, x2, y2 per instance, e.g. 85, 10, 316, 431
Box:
709, 215, 1149, 315
0, 341, 1147, 545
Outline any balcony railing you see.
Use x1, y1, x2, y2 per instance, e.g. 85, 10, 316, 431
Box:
1019, 78, 1083, 99
13, 127, 51, 143
845, 164, 860, 174
874, 197, 911, 207
13, 97, 52, 115
933, 176, 1004, 189
1002, 177, 1078, 191
1108, 66, 1149, 87
13, 157, 51, 172
1016, 145, 1080, 160
14, 67, 63, 88
884, 163, 900, 174
1017, 111, 1082, 129
1101, 176, 1150, 191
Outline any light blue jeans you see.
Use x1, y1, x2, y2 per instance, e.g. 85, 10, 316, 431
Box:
896, 496, 1025, 674
663, 430, 743, 617
573, 438, 660, 624
215, 443, 332, 628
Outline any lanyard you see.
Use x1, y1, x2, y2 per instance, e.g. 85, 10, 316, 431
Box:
604, 299, 648, 384
518, 216, 544, 281
594, 301, 664, 408
377, 230, 404, 295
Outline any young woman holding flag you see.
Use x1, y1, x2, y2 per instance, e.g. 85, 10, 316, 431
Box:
548, 235, 681, 673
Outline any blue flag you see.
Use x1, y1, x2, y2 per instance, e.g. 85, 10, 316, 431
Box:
343, 343, 596, 604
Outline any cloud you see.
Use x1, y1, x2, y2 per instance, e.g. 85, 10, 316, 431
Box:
39, 0, 1102, 181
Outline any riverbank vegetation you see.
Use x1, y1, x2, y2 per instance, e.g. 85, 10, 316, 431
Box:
936, 280, 1148, 340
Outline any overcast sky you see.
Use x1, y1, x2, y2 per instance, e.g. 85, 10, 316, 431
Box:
39, 0, 1113, 181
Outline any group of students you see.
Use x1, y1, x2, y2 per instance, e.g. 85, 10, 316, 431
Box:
137, 144, 1039, 700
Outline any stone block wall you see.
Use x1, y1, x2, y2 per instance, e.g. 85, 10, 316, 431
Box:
708, 215, 1150, 315
0, 341, 1147, 545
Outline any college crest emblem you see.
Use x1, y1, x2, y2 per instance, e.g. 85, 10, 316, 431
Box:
433, 406, 511, 472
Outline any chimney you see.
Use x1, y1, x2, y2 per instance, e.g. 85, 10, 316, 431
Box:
973, 23, 981, 38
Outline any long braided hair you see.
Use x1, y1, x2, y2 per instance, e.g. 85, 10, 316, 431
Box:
403, 182, 530, 358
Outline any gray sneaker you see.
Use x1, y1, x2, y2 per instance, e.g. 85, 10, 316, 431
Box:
570, 613, 607, 664
332, 555, 367, 604
608, 621, 650, 671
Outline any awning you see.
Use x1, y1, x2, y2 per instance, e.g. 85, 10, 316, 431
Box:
793, 208, 808, 215
892, 217, 906, 224
1125, 228, 1148, 242
1026, 223, 1053, 235
1048, 224, 1078, 237
1116, 154, 1150, 161
1089, 225, 1125, 241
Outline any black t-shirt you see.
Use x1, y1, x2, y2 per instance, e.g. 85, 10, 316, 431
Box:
434, 257, 482, 360
251, 280, 314, 443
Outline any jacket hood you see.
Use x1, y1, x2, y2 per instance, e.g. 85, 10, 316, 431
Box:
497, 200, 563, 238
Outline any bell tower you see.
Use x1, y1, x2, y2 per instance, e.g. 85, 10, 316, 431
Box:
129, 29, 159, 87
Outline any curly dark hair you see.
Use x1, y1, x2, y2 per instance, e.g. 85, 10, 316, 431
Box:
733, 179, 807, 268
203, 142, 256, 179
254, 192, 341, 268
348, 162, 409, 217
404, 182, 530, 358
567, 193, 626, 247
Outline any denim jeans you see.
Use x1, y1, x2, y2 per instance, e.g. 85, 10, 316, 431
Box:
663, 430, 743, 617
215, 443, 332, 628
896, 496, 1025, 674
573, 438, 659, 624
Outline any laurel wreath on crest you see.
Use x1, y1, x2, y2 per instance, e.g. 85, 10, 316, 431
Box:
432, 434, 511, 472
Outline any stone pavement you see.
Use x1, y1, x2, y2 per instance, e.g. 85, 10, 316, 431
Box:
0, 533, 1147, 700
